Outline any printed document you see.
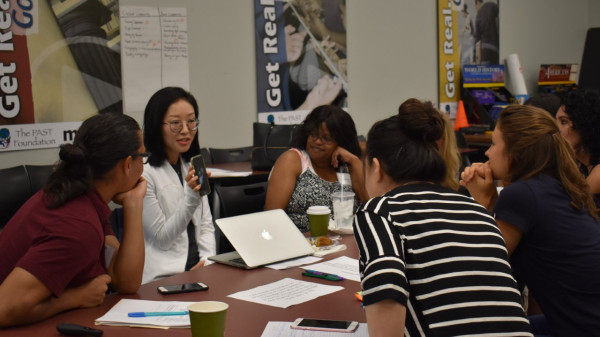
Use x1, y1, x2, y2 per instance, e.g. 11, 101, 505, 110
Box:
95, 299, 194, 328
266, 256, 323, 270
228, 278, 343, 308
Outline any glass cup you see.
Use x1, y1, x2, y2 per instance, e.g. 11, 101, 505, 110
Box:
306, 205, 331, 237
331, 191, 355, 229
188, 301, 228, 337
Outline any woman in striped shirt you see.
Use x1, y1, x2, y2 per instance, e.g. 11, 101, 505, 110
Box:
354, 99, 532, 337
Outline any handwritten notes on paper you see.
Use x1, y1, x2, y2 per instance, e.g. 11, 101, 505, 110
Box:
228, 278, 343, 308
120, 6, 190, 113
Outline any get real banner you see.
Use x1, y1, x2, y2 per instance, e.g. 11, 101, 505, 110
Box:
437, 0, 461, 119
438, 0, 500, 119
254, 0, 348, 125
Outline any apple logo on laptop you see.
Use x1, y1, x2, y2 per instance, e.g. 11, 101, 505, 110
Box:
261, 229, 273, 240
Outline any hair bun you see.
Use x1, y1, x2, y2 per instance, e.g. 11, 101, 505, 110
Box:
59, 143, 86, 164
397, 99, 444, 143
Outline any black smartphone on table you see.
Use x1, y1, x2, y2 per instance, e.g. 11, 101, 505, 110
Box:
190, 154, 211, 196
157, 282, 209, 295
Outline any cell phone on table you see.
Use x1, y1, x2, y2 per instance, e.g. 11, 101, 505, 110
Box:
157, 282, 209, 295
290, 318, 359, 333
190, 154, 211, 196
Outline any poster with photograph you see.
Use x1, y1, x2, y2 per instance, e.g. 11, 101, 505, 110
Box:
0, 0, 121, 152
438, 0, 499, 118
255, 0, 347, 125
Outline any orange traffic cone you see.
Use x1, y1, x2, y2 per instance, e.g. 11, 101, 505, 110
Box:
454, 100, 469, 131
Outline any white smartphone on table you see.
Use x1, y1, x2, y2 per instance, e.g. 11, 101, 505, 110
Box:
290, 318, 359, 333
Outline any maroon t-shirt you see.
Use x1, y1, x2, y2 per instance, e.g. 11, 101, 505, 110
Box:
0, 189, 112, 296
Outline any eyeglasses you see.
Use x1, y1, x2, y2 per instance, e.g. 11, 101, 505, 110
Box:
132, 152, 151, 164
163, 118, 199, 133
308, 132, 335, 145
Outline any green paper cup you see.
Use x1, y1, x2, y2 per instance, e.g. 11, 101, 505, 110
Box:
307, 205, 331, 237
188, 301, 228, 337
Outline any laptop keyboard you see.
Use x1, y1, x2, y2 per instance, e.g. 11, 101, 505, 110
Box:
230, 257, 248, 266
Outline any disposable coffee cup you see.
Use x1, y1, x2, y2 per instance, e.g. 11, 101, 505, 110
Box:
306, 205, 331, 237
331, 191, 355, 229
188, 301, 228, 337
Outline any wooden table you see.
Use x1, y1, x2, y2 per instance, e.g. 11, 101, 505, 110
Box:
463, 133, 492, 146
2, 235, 364, 337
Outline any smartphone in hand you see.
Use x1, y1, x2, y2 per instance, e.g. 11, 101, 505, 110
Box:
190, 154, 211, 196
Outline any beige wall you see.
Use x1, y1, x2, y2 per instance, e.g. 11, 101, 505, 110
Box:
0, 0, 594, 168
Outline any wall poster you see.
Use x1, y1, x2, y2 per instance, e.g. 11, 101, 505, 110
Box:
0, 0, 121, 152
120, 6, 189, 114
438, 0, 499, 119
255, 0, 348, 125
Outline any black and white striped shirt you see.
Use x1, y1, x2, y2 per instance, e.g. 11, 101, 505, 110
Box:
354, 183, 532, 336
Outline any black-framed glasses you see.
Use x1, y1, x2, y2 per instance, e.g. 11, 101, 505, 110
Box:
308, 132, 334, 145
163, 118, 199, 133
132, 152, 151, 164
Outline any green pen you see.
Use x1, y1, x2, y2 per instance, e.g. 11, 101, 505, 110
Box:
302, 270, 345, 281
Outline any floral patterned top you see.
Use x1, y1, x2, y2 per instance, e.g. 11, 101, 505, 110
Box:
285, 149, 357, 232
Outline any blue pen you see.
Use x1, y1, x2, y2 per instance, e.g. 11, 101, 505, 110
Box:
128, 311, 188, 317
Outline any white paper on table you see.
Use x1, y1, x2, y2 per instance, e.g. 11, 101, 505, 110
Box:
95, 299, 195, 328
207, 168, 252, 178
302, 256, 360, 282
260, 321, 369, 337
266, 256, 323, 270
227, 278, 343, 308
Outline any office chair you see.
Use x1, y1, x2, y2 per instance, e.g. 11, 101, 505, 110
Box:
25, 165, 54, 192
455, 131, 473, 169
0, 166, 31, 229
109, 207, 124, 242
200, 147, 213, 165
211, 179, 268, 253
209, 146, 253, 164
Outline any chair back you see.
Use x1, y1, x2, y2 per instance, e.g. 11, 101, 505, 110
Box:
211, 179, 268, 253
0, 165, 55, 230
26, 165, 54, 193
0, 166, 30, 229
209, 146, 252, 164
200, 148, 213, 165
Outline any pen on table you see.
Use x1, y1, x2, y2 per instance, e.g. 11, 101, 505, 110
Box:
302, 270, 345, 281
128, 311, 188, 317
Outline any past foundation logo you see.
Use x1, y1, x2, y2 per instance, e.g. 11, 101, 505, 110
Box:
0, 128, 10, 149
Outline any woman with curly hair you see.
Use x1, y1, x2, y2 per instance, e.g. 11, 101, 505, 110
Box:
265, 105, 367, 232
557, 89, 600, 202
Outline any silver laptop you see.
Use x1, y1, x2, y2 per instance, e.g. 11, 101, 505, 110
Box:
208, 209, 314, 269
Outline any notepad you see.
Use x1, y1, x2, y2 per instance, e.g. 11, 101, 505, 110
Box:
95, 299, 195, 328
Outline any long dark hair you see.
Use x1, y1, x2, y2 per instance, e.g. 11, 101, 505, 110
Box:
44, 113, 141, 209
143, 87, 201, 166
292, 105, 361, 157
367, 99, 446, 184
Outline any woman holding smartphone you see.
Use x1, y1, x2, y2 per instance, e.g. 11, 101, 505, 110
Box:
141, 87, 216, 284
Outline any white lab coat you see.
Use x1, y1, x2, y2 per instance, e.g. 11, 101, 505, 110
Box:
141, 158, 216, 284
